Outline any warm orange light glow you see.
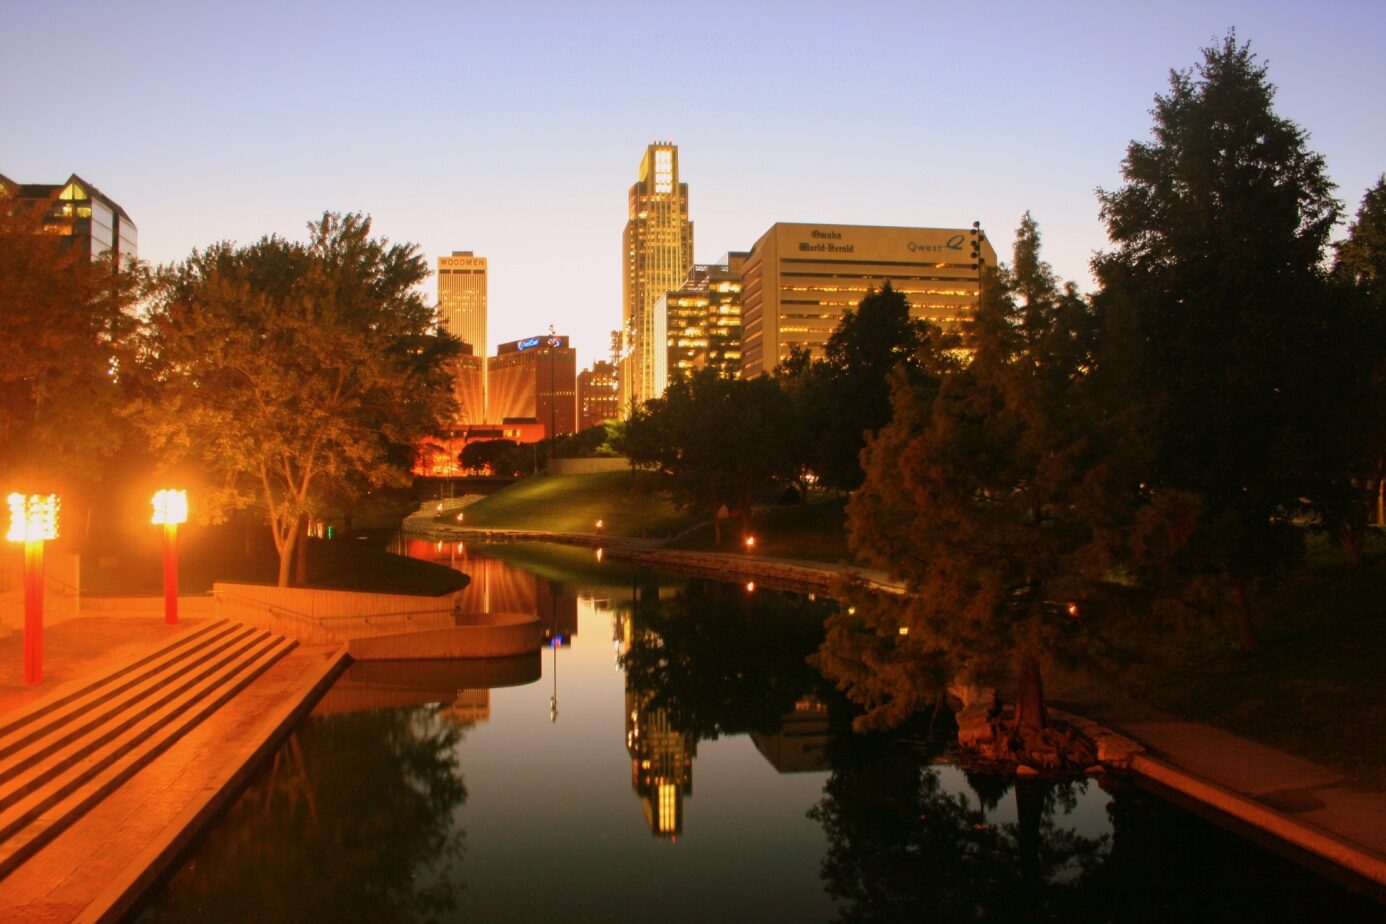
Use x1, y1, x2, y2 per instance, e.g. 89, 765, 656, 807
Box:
1066, 602, 1080, 618
7, 493, 59, 542
456, 512, 465, 522
898, 626, 909, 636
744, 535, 756, 548
746, 581, 756, 592
595, 519, 604, 529
150, 489, 188, 526
595, 547, 604, 562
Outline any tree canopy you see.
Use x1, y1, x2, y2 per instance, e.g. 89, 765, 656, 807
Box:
130, 212, 459, 585
1092, 32, 1343, 646
0, 209, 140, 499
617, 367, 802, 543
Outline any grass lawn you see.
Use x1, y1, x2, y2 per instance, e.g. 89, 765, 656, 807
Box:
669, 494, 856, 564
442, 470, 700, 538
1132, 531, 1386, 785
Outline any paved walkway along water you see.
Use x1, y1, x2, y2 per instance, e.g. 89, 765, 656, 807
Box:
0, 612, 347, 923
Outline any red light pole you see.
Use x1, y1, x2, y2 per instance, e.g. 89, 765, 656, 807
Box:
8, 493, 59, 685
151, 489, 188, 625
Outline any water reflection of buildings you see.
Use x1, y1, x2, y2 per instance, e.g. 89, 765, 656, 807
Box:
401, 539, 577, 645
311, 657, 539, 721
616, 602, 696, 839
750, 695, 830, 774
625, 689, 695, 839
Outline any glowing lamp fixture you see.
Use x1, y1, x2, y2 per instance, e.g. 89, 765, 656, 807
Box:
8, 493, 59, 685
744, 535, 756, 549
151, 489, 188, 626
150, 489, 188, 526
7, 493, 59, 542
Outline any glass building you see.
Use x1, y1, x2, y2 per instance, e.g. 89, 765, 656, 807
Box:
0, 173, 137, 264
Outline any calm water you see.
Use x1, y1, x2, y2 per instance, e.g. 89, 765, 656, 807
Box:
136, 542, 1381, 923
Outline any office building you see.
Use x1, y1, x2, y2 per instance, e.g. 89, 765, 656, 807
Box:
487, 334, 577, 438
449, 342, 485, 426
436, 251, 487, 354
578, 361, 620, 431
0, 173, 137, 263
621, 143, 693, 410
738, 223, 996, 376
653, 253, 746, 394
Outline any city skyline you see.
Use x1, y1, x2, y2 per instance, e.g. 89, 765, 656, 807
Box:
3, 2, 1384, 369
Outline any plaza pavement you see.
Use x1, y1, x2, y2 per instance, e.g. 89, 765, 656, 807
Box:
0, 611, 346, 923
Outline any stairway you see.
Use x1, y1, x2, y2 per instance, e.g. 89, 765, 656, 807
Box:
0, 619, 296, 880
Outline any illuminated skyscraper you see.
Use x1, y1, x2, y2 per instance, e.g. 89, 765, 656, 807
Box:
621, 143, 693, 411
653, 252, 746, 395
437, 251, 487, 354
578, 361, 620, 430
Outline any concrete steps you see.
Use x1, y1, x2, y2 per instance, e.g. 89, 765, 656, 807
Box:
0, 619, 296, 880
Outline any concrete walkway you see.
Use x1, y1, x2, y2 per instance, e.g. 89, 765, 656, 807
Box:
1064, 694, 1386, 892
0, 614, 347, 923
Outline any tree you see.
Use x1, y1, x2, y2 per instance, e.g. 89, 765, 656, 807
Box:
460, 438, 519, 475
0, 209, 140, 511
131, 213, 459, 586
820, 215, 1129, 741
1320, 177, 1386, 547
1092, 33, 1342, 648
780, 283, 941, 491
620, 368, 802, 544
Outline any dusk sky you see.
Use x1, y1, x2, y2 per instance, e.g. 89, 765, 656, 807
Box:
4, 0, 1384, 367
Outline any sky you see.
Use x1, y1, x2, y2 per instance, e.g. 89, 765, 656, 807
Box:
4, 0, 1384, 368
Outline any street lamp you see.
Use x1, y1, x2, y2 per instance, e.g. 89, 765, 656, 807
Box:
151, 489, 188, 625
7, 493, 59, 685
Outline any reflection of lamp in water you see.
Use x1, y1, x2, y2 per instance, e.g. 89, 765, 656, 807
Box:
548, 590, 560, 722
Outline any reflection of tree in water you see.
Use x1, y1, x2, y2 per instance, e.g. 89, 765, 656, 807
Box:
619, 578, 837, 740
139, 706, 467, 924
810, 732, 1111, 923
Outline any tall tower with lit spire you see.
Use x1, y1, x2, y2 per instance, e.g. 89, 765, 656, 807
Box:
621, 143, 693, 411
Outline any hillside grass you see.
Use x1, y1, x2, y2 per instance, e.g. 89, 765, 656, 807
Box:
440, 470, 700, 537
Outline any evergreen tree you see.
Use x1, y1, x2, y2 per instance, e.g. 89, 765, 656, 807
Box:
821, 215, 1120, 735
1092, 33, 1341, 647
1323, 177, 1386, 542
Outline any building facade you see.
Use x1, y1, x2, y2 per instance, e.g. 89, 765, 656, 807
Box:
621, 143, 693, 411
436, 251, 487, 354
0, 173, 137, 263
487, 334, 578, 438
654, 252, 746, 394
449, 342, 486, 426
577, 361, 620, 431
738, 223, 996, 377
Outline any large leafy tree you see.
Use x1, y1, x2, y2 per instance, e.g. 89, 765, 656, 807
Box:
0, 209, 140, 512
619, 368, 802, 543
821, 216, 1121, 735
131, 213, 459, 586
780, 283, 941, 491
1092, 33, 1341, 647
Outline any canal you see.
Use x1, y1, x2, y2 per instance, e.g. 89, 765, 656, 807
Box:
134, 541, 1381, 922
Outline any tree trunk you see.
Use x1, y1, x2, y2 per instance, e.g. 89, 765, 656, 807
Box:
1232, 577, 1260, 652
276, 519, 298, 588
1339, 523, 1365, 569
294, 514, 310, 586
1014, 656, 1047, 732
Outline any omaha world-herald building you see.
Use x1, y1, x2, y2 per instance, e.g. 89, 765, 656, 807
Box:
738, 223, 996, 377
